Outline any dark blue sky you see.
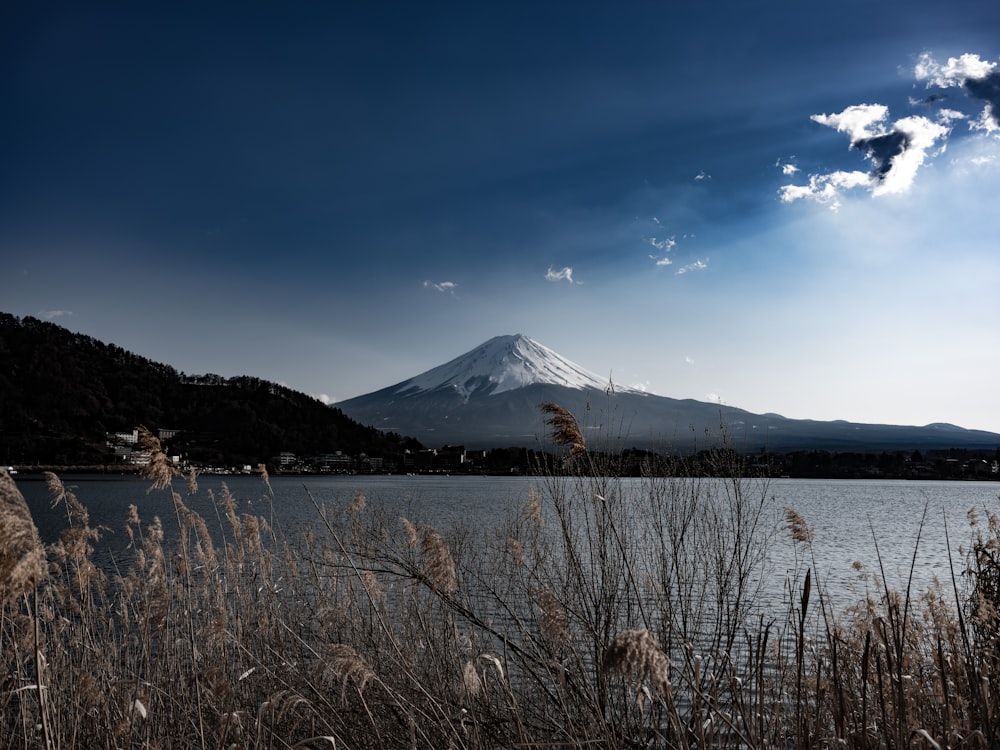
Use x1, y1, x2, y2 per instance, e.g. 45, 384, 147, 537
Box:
3, 1, 999, 431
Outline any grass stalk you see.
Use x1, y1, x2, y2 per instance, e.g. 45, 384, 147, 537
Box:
4, 443, 1000, 747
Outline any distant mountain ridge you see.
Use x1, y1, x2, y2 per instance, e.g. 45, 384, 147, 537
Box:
337, 334, 1000, 453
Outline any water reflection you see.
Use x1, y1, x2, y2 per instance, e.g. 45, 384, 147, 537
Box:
13, 473, 1000, 610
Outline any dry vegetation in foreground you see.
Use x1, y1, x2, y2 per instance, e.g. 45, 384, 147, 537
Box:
3, 411, 1000, 748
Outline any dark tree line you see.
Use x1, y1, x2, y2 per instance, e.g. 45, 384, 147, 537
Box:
0, 313, 421, 467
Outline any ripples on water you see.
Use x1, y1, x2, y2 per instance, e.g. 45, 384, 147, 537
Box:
772, 478, 1000, 606
15, 473, 1000, 611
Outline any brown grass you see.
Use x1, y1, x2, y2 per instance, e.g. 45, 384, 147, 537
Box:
3, 424, 1000, 748
419, 524, 458, 595
602, 628, 671, 699
0, 470, 45, 603
540, 402, 587, 456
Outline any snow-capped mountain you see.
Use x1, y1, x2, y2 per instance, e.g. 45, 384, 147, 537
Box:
400, 334, 641, 401
336, 335, 1000, 452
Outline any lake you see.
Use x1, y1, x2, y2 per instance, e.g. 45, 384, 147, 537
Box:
13, 472, 1000, 611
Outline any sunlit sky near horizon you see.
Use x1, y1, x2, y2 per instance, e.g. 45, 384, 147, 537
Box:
3, 1, 1000, 433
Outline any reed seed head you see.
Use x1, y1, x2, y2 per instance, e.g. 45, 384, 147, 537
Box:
348, 490, 366, 515
360, 570, 385, 606
524, 484, 543, 524
0, 470, 46, 602
509, 537, 524, 566
463, 660, 483, 698
540, 402, 587, 456
602, 628, 671, 699
420, 525, 457, 595
45, 471, 89, 526
537, 588, 571, 646
317, 644, 376, 703
138, 426, 179, 491
401, 517, 418, 548
784, 507, 814, 544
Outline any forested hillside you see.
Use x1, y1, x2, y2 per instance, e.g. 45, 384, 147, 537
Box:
0, 313, 420, 467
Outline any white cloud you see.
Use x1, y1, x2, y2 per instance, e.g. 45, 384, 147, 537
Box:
676, 259, 708, 275
684, 355, 695, 364
423, 280, 458, 293
648, 236, 676, 251
872, 115, 949, 196
782, 108, 947, 206
915, 52, 996, 88
779, 54, 1000, 209
971, 107, 1000, 134
915, 52, 1000, 133
694, 170, 710, 181
811, 103, 889, 141
314, 393, 334, 404
935, 108, 967, 124
648, 235, 676, 266
775, 158, 799, 175
39, 309, 74, 320
545, 266, 575, 283
780, 170, 873, 209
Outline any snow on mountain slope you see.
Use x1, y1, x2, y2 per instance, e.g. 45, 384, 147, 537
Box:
336, 334, 1000, 451
399, 334, 642, 400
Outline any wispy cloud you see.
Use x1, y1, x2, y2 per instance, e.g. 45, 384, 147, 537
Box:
694, 170, 711, 181
779, 170, 873, 210
39, 309, 74, 320
648, 235, 676, 266
423, 280, 458, 294
776, 159, 799, 175
545, 266, 577, 284
676, 259, 708, 275
684, 355, 695, 364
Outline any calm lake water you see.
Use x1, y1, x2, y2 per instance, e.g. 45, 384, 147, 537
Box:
13, 472, 1000, 611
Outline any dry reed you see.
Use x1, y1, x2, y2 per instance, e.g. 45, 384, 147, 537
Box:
5, 424, 1000, 749
419, 525, 457, 595
317, 643, 377, 703
138, 425, 179, 491
0, 470, 45, 603
537, 588, 571, 646
603, 628, 672, 707
540, 402, 587, 456
784, 506, 814, 544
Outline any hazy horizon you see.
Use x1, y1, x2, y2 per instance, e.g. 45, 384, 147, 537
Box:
2, 2, 999, 432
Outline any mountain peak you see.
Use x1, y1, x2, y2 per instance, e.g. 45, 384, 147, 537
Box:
398, 334, 637, 400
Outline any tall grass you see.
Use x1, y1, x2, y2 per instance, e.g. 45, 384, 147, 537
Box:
2, 408, 1000, 747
